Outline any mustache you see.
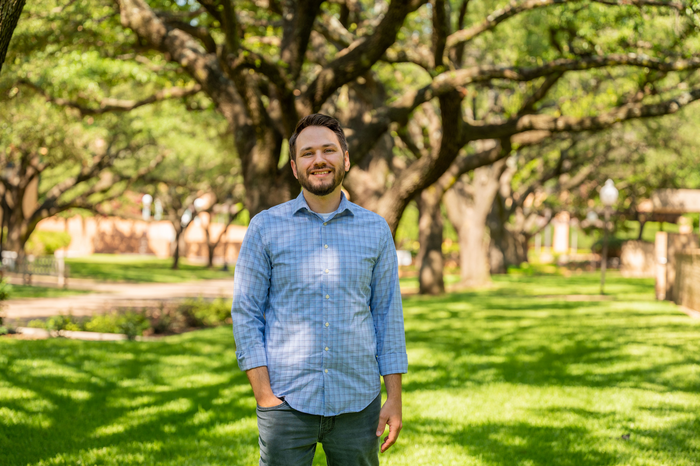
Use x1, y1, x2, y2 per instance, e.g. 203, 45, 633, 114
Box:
306, 165, 334, 175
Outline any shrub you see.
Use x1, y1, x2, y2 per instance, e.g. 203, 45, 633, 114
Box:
84, 311, 149, 340
25, 230, 72, 256
28, 319, 46, 329
177, 298, 230, 328
147, 303, 175, 335
45, 315, 81, 333
117, 311, 150, 340
13, 299, 232, 339
0, 279, 11, 301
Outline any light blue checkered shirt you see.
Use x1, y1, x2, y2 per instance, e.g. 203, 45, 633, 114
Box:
232, 191, 408, 416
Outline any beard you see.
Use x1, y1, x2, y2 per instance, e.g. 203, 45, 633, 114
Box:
298, 164, 346, 197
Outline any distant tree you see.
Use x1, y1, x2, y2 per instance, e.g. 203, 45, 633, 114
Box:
0, 98, 165, 256
138, 120, 242, 270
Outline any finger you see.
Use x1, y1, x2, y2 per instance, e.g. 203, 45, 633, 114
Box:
380, 420, 401, 453
376, 412, 388, 437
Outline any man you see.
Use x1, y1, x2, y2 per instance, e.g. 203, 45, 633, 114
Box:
232, 113, 408, 466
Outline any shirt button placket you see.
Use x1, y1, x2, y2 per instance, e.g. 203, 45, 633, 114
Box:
322, 223, 330, 388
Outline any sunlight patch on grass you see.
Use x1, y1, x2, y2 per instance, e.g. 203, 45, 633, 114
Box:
65, 254, 236, 283
92, 398, 194, 438
1, 274, 699, 465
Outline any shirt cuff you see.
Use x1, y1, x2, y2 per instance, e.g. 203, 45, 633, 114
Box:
377, 353, 408, 376
236, 347, 268, 372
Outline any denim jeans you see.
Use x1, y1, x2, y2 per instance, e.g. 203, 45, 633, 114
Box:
256, 393, 381, 466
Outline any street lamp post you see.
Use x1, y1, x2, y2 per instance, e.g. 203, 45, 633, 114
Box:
599, 179, 619, 295
142, 194, 153, 221
193, 197, 206, 227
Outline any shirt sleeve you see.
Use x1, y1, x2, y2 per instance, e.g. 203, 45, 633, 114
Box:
231, 213, 270, 371
369, 222, 408, 376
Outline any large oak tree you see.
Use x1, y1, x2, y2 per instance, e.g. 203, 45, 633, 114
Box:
8, 0, 700, 232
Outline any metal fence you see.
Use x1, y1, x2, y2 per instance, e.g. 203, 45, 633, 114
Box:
0, 252, 70, 287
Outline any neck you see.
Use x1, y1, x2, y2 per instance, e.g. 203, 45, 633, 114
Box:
302, 188, 342, 213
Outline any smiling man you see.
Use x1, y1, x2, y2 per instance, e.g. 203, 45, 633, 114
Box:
232, 114, 408, 466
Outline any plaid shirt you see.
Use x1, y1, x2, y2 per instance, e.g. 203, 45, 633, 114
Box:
232, 192, 408, 416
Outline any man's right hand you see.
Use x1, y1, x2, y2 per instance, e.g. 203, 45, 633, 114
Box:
257, 395, 284, 408
246, 366, 284, 407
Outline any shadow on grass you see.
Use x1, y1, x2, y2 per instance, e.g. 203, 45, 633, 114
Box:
0, 329, 258, 465
407, 416, 618, 466
403, 275, 700, 394
1, 274, 699, 465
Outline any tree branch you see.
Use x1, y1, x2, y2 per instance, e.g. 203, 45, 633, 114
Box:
473, 88, 700, 140
314, 11, 355, 49
19, 80, 203, 116
302, 0, 428, 113
280, 0, 324, 81
517, 72, 563, 116
431, 54, 700, 96
116, 0, 249, 130
431, 0, 449, 68
195, 0, 222, 23
435, 139, 511, 197
445, 0, 685, 56
221, 0, 240, 55
161, 18, 217, 54
383, 45, 433, 70
226, 49, 292, 94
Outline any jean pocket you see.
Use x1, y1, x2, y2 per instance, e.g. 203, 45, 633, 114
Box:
256, 400, 289, 412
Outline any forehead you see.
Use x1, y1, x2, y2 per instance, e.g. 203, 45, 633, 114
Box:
296, 126, 341, 152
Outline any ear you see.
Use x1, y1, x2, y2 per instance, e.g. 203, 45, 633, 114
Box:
344, 150, 350, 172
290, 157, 299, 179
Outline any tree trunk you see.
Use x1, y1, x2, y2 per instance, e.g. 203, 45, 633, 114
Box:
637, 219, 646, 240
487, 194, 529, 273
416, 186, 445, 295
488, 220, 530, 273
0, 0, 26, 73
2, 181, 36, 257
207, 243, 216, 268
487, 194, 509, 274
446, 196, 490, 287
236, 119, 298, 217
170, 222, 184, 270
444, 158, 508, 287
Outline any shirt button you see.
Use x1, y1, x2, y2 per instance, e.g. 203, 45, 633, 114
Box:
325, 294, 329, 299
325, 347, 329, 351
325, 322, 329, 327
324, 244, 328, 249
324, 269, 329, 274
325, 369, 328, 373
323, 222, 327, 226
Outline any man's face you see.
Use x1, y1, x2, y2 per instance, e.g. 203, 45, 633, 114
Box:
291, 126, 350, 197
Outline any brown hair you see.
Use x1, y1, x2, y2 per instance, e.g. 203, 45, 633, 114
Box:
288, 114, 348, 161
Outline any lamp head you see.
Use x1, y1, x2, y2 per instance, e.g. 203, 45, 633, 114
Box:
600, 179, 619, 207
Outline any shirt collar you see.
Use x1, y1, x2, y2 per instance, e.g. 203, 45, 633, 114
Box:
293, 190, 356, 218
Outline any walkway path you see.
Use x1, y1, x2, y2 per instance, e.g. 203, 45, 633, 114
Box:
3, 278, 234, 322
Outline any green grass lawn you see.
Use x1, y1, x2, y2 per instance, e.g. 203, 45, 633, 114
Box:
1, 274, 699, 465
5, 285, 94, 299
65, 254, 236, 283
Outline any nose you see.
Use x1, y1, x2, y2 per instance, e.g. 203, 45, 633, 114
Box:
311, 151, 329, 166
